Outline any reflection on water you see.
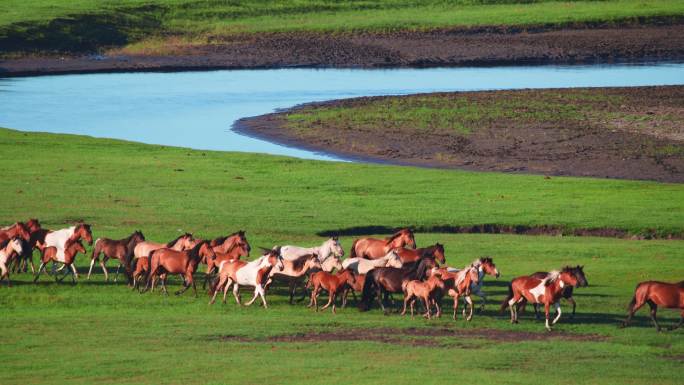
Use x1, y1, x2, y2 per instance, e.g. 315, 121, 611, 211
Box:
1, 64, 683, 161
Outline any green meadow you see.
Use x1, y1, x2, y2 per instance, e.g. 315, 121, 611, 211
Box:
0, 127, 683, 384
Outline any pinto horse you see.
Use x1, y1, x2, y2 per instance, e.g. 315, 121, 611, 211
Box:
502, 268, 579, 331
401, 272, 445, 319
447, 257, 500, 311
209, 248, 284, 308
280, 237, 344, 262
43, 224, 93, 265
131, 233, 194, 289
210, 230, 251, 255
87, 230, 145, 283
350, 228, 416, 260
144, 241, 215, 297
621, 280, 684, 331
394, 243, 446, 265
34, 239, 86, 284
433, 266, 480, 320
308, 269, 357, 314
360, 257, 436, 312
0, 237, 24, 287
0, 222, 31, 243
528, 265, 588, 319
342, 250, 403, 274
203, 241, 251, 289
266, 254, 322, 304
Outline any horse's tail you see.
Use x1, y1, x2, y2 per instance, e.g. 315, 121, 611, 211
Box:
350, 239, 359, 259
359, 271, 376, 311
500, 282, 513, 313
143, 250, 158, 291
401, 279, 410, 295
91, 238, 101, 261
627, 282, 648, 311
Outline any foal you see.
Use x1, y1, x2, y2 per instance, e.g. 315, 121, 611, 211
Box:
308, 269, 356, 314
434, 266, 480, 320
0, 237, 24, 287
34, 239, 86, 284
401, 271, 445, 319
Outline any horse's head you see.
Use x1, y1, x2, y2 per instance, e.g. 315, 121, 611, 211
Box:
328, 236, 344, 258
562, 266, 583, 288
388, 228, 415, 249
480, 257, 500, 278
262, 247, 283, 270
322, 255, 343, 272
132, 230, 146, 243
76, 223, 93, 245
385, 252, 403, 268
15, 222, 31, 241
168, 233, 194, 250
197, 241, 216, 264
431, 243, 446, 264
234, 230, 251, 253
26, 218, 41, 232
559, 269, 579, 288
306, 255, 323, 271
569, 265, 588, 287
66, 239, 86, 255
339, 268, 356, 285
8, 236, 24, 255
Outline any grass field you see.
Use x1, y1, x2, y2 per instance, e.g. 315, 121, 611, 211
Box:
1, 0, 683, 53
1, 127, 683, 384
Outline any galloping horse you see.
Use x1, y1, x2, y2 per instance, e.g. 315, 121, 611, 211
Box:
350, 229, 416, 260
434, 265, 481, 320
401, 271, 445, 319
88, 230, 145, 283
394, 243, 446, 264
308, 269, 357, 314
34, 239, 86, 284
360, 257, 436, 312
280, 237, 344, 262
209, 248, 284, 308
0, 237, 24, 287
502, 268, 579, 331
621, 280, 684, 331
528, 265, 588, 319
0, 222, 31, 243
266, 254, 322, 304
43, 224, 93, 262
210, 231, 251, 255
203, 241, 251, 289
342, 250, 403, 274
447, 257, 500, 311
131, 233, 194, 289
144, 241, 215, 297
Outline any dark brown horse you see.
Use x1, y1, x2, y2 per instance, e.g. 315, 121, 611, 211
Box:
34, 239, 86, 284
88, 230, 145, 283
527, 265, 588, 319
350, 228, 416, 260
621, 280, 684, 331
144, 241, 215, 297
360, 257, 436, 312
394, 243, 446, 264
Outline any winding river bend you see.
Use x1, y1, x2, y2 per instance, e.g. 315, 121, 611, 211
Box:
1, 63, 683, 161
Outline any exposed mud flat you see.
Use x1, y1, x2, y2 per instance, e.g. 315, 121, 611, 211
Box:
237, 86, 684, 183
2, 23, 684, 76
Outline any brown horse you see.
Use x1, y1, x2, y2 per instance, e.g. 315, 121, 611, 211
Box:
144, 241, 215, 297
203, 241, 251, 289
502, 268, 579, 331
360, 257, 436, 312
621, 280, 684, 331
394, 243, 446, 264
308, 269, 357, 313
34, 239, 86, 284
266, 254, 322, 304
210, 230, 251, 255
341, 272, 366, 308
401, 272, 445, 319
0, 222, 31, 243
88, 230, 145, 283
528, 265, 588, 319
433, 266, 480, 320
131, 233, 194, 289
350, 228, 416, 260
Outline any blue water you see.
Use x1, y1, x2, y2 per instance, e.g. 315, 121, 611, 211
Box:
1, 64, 683, 160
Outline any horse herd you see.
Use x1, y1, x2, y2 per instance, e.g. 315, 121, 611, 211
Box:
1, 220, 682, 332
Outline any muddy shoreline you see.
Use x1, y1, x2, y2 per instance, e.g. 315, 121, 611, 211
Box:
235, 86, 684, 184
2, 23, 684, 77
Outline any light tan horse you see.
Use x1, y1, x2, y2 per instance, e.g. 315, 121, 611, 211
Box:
350, 228, 416, 260
401, 272, 445, 319
0, 237, 24, 287
342, 250, 403, 274
434, 266, 480, 320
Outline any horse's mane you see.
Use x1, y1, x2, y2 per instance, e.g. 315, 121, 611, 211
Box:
543, 271, 561, 286
0, 238, 10, 249
212, 230, 245, 245
188, 240, 209, 261
167, 233, 192, 247
290, 254, 315, 271
385, 229, 411, 244
0, 222, 17, 231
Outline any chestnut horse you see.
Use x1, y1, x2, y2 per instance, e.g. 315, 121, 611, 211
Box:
308, 269, 356, 313
0, 237, 24, 287
266, 254, 322, 304
144, 240, 215, 297
528, 265, 588, 319
502, 268, 579, 331
209, 248, 284, 307
621, 280, 684, 331
203, 241, 251, 289
350, 228, 416, 260
447, 257, 500, 311
341, 272, 366, 308
0, 222, 31, 243
131, 233, 194, 289
360, 257, 436, 312
34, 239, 86, 284
394, 243, 446, 265
433, 266, 480, 320
88, 230, 145, 283
401, 272, 445, 319
210, 230, 251, 255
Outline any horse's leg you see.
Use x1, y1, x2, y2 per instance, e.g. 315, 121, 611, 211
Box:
114, 262, 121, 283
622, 295, 646, 328
423, 296, 431, 319
401, 293, 410, 316
533, 303, 541, 320
410, 298, 415, 318
453, 295, 460, 321
331, 292, 338, 314
552, 302, 562, 325
508, 295, 520, 324
670, 311, 684, 331
175, 274, 192, 296
69, 264, 78, 283
208, 276, 224, 305
567, 297, 577, 319
232, 281, 242, 305
544, 302, 552, 331
99, 258, 109, 281
259, 285, 268, 308
647, 300, 661, 332
161, 276, 169, 296
377, 287, 386, 313
87, 257, 97, 280
33, 262, 47, 282
288, 280, 296, 304
341, 287, 348, 308
321, 290, 335, 311
465, 295, 474, 321
0, 263, 8, 287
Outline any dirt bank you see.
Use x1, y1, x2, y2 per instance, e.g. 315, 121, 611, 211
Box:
2, 23, 684, 77
236, 86, 684, 183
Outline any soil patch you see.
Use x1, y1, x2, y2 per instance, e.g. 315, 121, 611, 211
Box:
236, 86, 684, 183
2, 22, 684, 76
215, 327, 607, 347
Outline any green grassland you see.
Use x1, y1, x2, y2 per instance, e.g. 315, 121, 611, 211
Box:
1, 127, 683, 384
1, 0, 683, 53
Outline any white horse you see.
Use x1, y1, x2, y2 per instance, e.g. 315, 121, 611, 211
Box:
280, 237, 344, 262
447, 257, 500, 313
209, 249, 284, 308
0, 237, 23, 286
342, 250, 403, 274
